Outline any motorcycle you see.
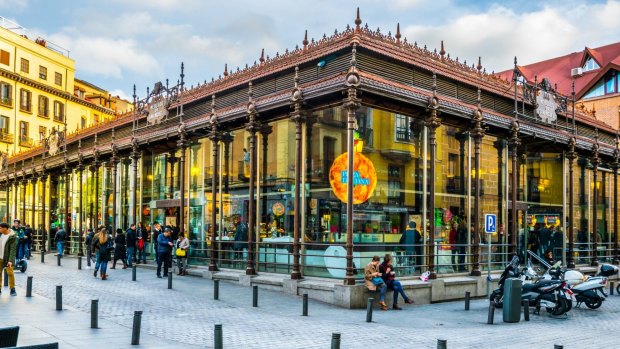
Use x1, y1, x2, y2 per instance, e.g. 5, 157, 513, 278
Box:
544, 263, 617, 310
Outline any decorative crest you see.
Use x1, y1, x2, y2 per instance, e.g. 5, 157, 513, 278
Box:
395, 23, 401, 44
354, 7, 362, 32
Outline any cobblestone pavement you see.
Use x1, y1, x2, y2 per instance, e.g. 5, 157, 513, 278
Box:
1, 256, 620, 348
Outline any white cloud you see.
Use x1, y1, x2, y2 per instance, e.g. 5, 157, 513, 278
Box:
48, 33, 161, 79
0, 0, 27, 10
108, 88, 131, 102
402, 1, 620, 74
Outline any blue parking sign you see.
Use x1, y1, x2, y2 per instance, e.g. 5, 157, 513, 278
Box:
484, 214, 496, 234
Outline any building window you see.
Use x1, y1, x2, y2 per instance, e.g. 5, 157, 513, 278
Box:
0, 115, 9, 134
19, 88, 31, 112
394, 114, 413, 142
38, 95, 49, 117
19, 121, 28, 139
0, 50, 9, 66
54, 72, 62, 86
583, 57, 600, 72
39, 66, 47, 80
81, 116, 86, 129
38, 125, 46, 141
53, 101, 65, 122
583, 70, 619, 99
20, 58, 29, 73
94, 114, 99, 124
0, 82, 12, 107
387, 165, 403, 205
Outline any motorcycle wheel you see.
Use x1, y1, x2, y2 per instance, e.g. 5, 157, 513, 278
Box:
547, 298, 567, 316
584, 298, 603, 309
565, 298, 572, 312
490, 290, 503, 308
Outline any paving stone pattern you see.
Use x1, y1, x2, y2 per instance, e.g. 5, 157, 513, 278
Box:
1, 256, 619, 348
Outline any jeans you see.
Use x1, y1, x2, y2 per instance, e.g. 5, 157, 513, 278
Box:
138, 249, 146, 263
376, 283, 387, 302
86, 249, 92, 267
17, 242, 27, 260
127, 247, 135, 267
157, 251, 170, 276
177, 256, 188, 273
56, 241, 64, 256
389, 280, 408, 304
94, 252, 107, 274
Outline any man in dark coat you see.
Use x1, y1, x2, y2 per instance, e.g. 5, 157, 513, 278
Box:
111, 229, 127, 269
400, 221, 422, 267
152, 222, 163, 264
233, 217, 248, 258
85, 228, 95, 268
0, 222, 17, 296
126, 224, 137, 267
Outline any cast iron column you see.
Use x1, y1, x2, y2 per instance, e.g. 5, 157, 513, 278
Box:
110, 151, 119, 234
222, 133, 232, 194
259, 124, 272, 225
508, 121, 520, 258
178, 126, 188, 239
63, 162, 70, 253
131, 140, 140, 227
246, 81, 260, 275
4, 178, 9, 222
91, 151, 100, 229
208, 95, 220, 271
167, 155, 177, 200
342, 44, 361, 285
76, 146, 84, 256
30, 174, 36, 233
566, 137, 577, 268
612, 134, 620, 265
470, 88, 485, 276
290, 66, 304, 280
40, 169, 48, 252
591, 135, 600, 266
21, 175, 26, 223
425, 73, 441, 280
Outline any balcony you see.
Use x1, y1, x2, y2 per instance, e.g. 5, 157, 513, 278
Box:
395, 129, 414, 143
0, 97, 12, 108
0, 131, 13, 143
19, 136, 34, 148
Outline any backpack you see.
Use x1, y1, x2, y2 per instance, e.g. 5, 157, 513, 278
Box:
106, 238, 114, 251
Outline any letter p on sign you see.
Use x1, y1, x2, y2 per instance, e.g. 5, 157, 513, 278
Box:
484, 214, 496, 234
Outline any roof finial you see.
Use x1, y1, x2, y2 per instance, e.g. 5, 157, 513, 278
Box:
223, 63, 228, 77
259, 48, 265, 64
355, 7, 362, 33
303, 30, 308, 51
477, 56, 482, 74
439, 41, 446, 60
395, 23, 401, 43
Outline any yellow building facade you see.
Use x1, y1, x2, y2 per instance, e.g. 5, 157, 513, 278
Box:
0, 21, 121, 156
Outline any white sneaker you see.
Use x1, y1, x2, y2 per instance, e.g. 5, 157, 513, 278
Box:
86, 266, 91, 269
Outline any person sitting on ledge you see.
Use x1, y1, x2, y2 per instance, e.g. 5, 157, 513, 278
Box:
379, 253, 414, 310
365, 255, 388, 311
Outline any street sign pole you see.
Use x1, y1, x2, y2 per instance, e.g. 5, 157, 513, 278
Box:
484, 214, 497, 297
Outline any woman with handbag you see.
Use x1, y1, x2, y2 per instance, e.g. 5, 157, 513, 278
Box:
379, 253, 414, 310
175, 232, 190, 275
364, 255, 388, 310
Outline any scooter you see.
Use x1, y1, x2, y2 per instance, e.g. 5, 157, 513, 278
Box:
14, 256, 27, 273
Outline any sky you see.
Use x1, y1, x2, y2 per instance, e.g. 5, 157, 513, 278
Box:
1, 0, 619, 102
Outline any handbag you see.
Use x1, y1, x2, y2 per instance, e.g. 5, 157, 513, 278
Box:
372, 277, 384, 286
176, 248, 186, 257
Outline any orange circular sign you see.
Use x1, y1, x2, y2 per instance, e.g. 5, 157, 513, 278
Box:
272, 202, 285, 216
329, 152, 377, 204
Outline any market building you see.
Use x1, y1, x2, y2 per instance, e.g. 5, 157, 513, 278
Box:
2, 10, 619, 303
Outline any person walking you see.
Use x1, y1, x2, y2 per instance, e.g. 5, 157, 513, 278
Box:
156, 227, 173, 278
84, 228, 95, 269
126, 224, 137, 268
456, 220, 468, 272
12, 219, 26, 261
92, 227, 112, 280
152, 222, 162, 264
55, 225, 66, 257
175, 232, 190, 275
0, 222, 17, 296
137, 222, 147, 264
111, 228, 128, 269
379, 253, 414, 310
24, 224, 33, 259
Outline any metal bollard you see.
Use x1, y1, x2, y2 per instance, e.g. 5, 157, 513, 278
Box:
56, 285, 62, 311
252, 285, 258, 307
57, 254, 61, 266
41, 250, 45, 263
26, 276, 33, 297
330, 333, 341, 349
302, 294, 308, 316
437, 339, 447, 349
3, 269, 7, 286
487, 301, 494, 324
131, 311, 142, 345
366, 298, 374, 323
464, 291, 470, 311
523, 300, 530, 321
167, 272, 172, 289
554, 345, 563, 349
78, 256, 82, 270
214, 280, 219, 300
214, 324, 223, 349
132, 265, 136, 281
91, 299, 99, 329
